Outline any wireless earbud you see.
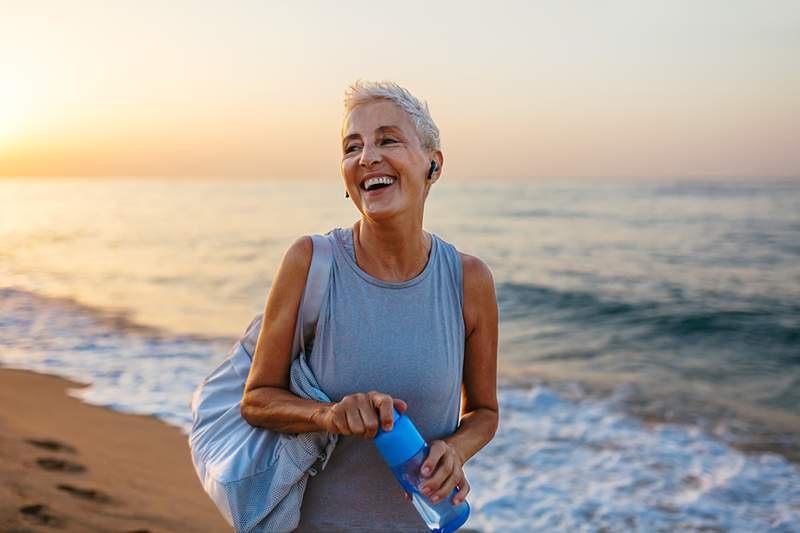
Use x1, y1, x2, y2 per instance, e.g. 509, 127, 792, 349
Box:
427, 161, 437, 180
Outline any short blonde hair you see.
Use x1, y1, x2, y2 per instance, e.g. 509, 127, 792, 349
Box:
344, 80, 441, 151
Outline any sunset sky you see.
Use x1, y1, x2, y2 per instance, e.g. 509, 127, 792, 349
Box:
1, 0, 798, 181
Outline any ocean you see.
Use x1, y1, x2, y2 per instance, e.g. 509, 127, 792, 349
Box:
1, 178, 798, 532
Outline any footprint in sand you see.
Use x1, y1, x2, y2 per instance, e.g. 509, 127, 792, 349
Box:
36, 457, 87, 473
56, 483, 112, 503
18, 503, 64, 527
25, 438, 77, 453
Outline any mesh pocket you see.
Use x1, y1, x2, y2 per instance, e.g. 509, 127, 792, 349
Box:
224, 454, 309, 532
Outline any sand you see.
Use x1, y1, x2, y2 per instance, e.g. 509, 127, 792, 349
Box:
0, 367, 230, 533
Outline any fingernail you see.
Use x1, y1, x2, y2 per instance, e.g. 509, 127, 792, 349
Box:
431, 496, 439, 503
422, 467, 431, 475
421, 488, 430, 495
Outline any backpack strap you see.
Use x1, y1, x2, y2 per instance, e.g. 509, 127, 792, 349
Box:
291, 233, 333, 359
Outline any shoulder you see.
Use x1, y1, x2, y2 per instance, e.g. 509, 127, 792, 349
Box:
433, 233, 493, 288
457, 251, 497, 336
458, 251, 494, 292
280, 230, 340, 282
271, 235, 315, 293
283, 229, 339, 274
285, 235, 313, 267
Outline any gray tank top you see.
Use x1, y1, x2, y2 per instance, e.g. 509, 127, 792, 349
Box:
296, 225, 465, 532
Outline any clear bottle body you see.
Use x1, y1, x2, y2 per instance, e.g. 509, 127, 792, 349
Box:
389, 444, 470, 533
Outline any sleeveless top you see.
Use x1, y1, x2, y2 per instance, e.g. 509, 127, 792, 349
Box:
296, 226, 466, 532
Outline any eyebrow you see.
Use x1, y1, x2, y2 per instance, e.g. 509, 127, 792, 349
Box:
342, 125, 403, 146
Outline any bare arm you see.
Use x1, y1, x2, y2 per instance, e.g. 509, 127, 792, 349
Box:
418, 253, 499, 505
442, 254, 499, 462
240, 235, 333, 434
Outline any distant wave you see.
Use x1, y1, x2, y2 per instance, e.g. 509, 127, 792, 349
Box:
501, 208, 597, 219
646, 181, 800, 198
496, 281, 800, 360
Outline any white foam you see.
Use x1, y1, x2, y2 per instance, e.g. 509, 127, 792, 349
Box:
0, 287, 231, 430
462, 386, 800, 532
2, 287, 799, 531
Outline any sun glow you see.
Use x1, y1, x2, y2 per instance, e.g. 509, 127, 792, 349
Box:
0, 79, 28, 145
0, 107, 16, 144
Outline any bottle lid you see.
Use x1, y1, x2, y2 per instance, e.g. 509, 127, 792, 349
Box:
373, 408, 426, 467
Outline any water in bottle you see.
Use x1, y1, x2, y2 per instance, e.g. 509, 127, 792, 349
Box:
374, 409, 470, 533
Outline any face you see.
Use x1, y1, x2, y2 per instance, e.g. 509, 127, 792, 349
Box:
341, 100, 442, 222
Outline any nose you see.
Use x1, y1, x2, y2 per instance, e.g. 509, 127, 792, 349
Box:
359, 142, 381, 168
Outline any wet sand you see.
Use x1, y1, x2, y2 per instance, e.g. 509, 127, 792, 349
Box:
0, 368, 230, 533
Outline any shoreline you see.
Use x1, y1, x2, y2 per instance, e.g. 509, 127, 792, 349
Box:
0, 367, 230, 532
2, 365, 798, 531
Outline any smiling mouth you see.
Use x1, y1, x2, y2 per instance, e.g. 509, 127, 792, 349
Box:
361, 177, 397, 193
364, 182, 394, 193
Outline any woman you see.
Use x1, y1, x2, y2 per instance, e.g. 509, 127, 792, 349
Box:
241, 80, 499, 532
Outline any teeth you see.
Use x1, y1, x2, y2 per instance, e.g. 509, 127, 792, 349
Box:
363, 176, 396, 190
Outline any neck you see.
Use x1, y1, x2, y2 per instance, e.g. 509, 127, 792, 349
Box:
353, 218, 431, 282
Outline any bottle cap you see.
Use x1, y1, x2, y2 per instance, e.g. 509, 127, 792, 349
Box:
373, 408, 426, 467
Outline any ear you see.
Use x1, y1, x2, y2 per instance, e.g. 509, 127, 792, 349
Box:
429, 150, 444, 183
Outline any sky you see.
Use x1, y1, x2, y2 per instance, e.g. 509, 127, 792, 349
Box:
0, 0, 798, 181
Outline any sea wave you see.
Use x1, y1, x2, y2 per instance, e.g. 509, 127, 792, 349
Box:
0, 286, 232, 429
466, 386, 800, 532
2, 285, 800, 530
496, 281, 800, 348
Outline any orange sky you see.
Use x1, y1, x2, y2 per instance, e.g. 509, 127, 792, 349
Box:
1, 1, 798, 181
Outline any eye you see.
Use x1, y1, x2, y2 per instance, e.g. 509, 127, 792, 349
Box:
381, 138, 398, 145
344, 144, 361, 154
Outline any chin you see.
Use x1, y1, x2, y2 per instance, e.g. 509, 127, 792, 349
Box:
363, 208, 399, 222
364, 202, 419, 223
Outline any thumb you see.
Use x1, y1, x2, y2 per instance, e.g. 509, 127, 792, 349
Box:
403, 491, 412, 502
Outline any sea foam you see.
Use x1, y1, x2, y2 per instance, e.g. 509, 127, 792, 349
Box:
2, 287, 798, 531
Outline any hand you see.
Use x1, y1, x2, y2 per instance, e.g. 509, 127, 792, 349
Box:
418, 440, 470, 506
316, 391, 407, 439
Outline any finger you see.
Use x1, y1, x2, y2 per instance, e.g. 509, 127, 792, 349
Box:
393, 398, 408, 415
345, 406, 364, 435
431, 463, 459, 504
359, 404, 379, 439
373, 393, 395, 432
420, 446, 453, 496
420, 441, 446, 479
453, 477, 470, 504
423, 448, 456, 500
403, 491, 411, 502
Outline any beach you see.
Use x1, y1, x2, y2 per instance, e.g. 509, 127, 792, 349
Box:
0, 368, 229, 533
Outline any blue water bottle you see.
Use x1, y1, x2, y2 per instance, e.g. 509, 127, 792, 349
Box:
374, 409, 471, 533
